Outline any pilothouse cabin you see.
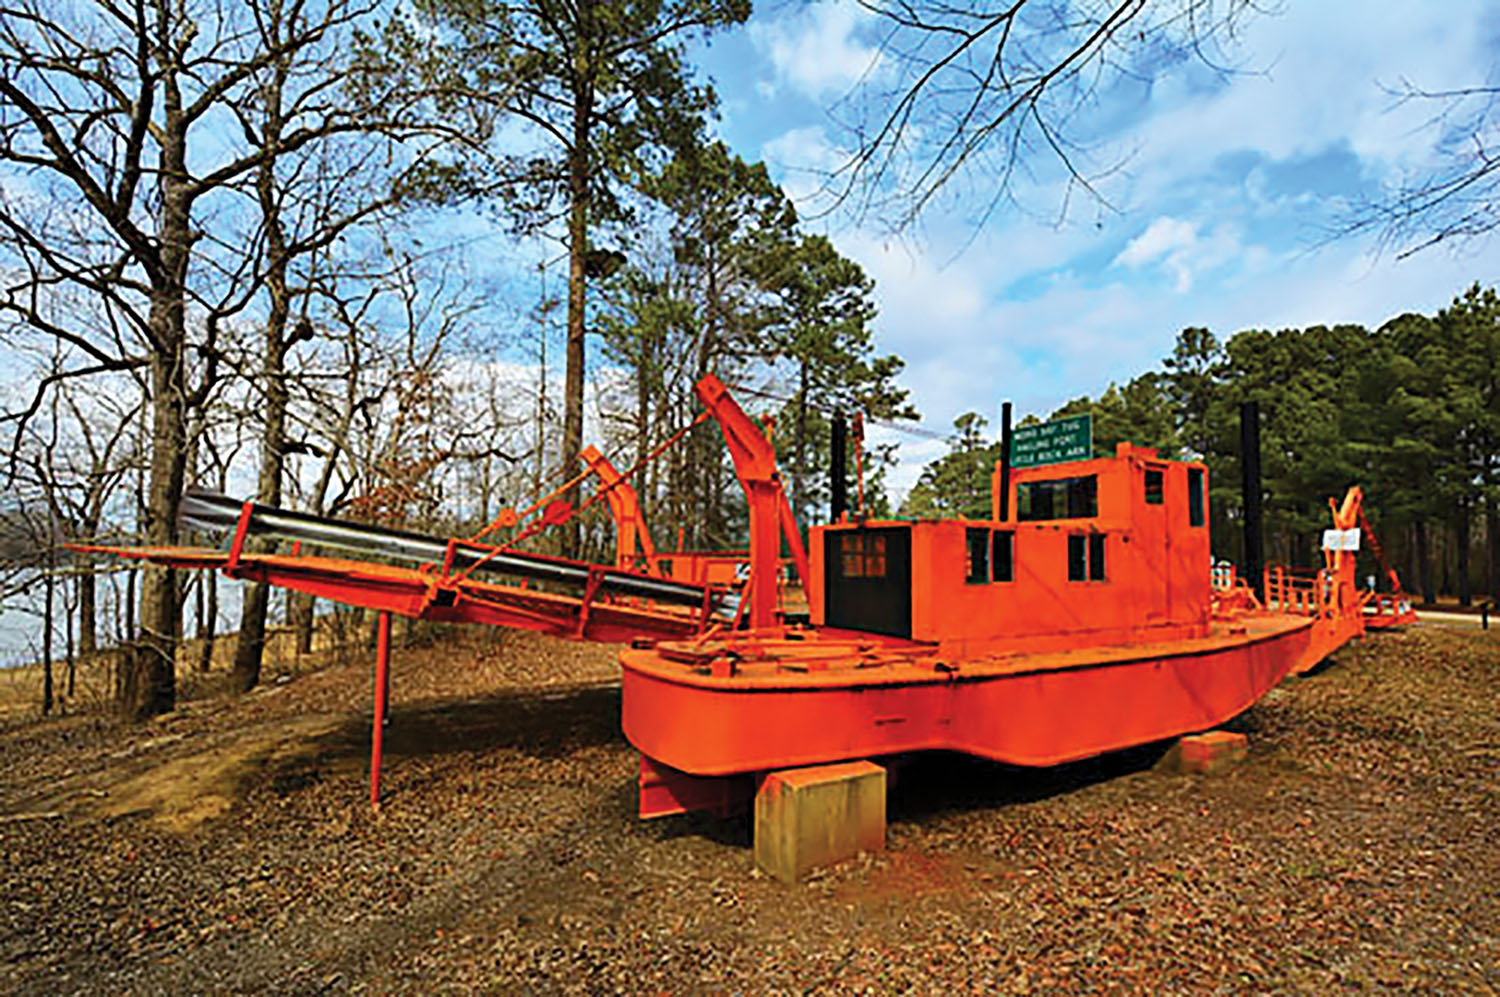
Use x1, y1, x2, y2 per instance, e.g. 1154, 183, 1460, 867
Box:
810, 443, 1212, 657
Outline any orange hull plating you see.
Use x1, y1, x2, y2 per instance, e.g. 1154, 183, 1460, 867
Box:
621, 610, 1356, 778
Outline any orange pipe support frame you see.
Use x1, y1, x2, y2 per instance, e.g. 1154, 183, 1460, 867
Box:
579, 445, 660, 575
370, 610, 391, 809
693, 374, 810, 629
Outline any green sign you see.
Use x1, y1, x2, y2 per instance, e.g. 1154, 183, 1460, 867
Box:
1010, 413, 1092, 468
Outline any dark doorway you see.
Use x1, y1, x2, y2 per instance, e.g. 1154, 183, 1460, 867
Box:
824, 526, 912, 638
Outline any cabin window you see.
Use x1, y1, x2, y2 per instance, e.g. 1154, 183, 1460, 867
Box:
1068, 533, 1107, 582
991, 530, 1014, 582
1188, 467, 1205, 527
965, 527, 989, 584
840, 532, 887, 578
1089, 533, 1107, 580
1068, 535, 1086, 580
1018, 475, 1098, 521
1144, 467, 1164, 505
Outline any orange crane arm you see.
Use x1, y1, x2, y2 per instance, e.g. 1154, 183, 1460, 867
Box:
580, 445, 660, 576
694, 373, 810, 629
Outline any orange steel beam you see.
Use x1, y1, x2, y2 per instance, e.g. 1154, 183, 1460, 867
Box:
72, 544, 716, 645
693, 374, 810, 629
579, 445, 660, 576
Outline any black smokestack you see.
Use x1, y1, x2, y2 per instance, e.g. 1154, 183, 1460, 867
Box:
830, 415, 848, 523
999, 401, 1013, 522
1240, 400, 1264, 601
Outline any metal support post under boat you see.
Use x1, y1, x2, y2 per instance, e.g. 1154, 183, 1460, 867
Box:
371, 610, 391, 810
831, 416, 848, 523
1240, 401, 1265, 603
999, 401, 1014, 522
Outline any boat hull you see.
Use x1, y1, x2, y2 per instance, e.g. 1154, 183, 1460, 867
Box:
622, 613, 1346, 778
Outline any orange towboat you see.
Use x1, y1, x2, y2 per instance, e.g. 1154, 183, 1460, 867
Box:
624, 384, 1376, 817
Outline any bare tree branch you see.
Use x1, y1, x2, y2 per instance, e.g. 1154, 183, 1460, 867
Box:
826, 0, 1264, 229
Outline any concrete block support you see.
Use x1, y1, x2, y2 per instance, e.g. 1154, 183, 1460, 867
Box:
754, 761, 886, 883
1165, 730, 1249, 774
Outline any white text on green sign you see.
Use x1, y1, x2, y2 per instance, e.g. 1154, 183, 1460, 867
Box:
1010, 414, 1092, 468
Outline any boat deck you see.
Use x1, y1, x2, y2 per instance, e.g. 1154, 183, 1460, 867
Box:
629, 612, 1314, 690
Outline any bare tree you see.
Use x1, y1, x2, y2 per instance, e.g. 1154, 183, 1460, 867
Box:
225, 0, 452, 694
56, 388, 143, 659
0, 489, 59, 711
1341, 82, 1500, 257
0, 0, 444, 717
830, 0, 1263, 229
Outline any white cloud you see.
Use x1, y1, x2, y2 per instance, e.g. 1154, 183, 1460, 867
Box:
759, 125, 848, 210
750, 1, 882, 99
1115, 216, 1197, 267
761, 125, 843, 173
1111, 217, 1249, 294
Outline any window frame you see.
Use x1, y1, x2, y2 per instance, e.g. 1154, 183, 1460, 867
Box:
991, 530, 1014, 583
1088, 533, 1107, 581
1187, 467, 1205, 527
965, 527, 989, 584
1144, 467, 1164, 505
1068, 532, 1107, 582
1018, 474, 1099, 522
839, 532, 888, 579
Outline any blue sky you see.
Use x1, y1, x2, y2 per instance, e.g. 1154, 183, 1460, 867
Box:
685, 0, 1500, 495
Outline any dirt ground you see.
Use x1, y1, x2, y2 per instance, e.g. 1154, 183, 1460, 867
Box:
0, 622, 1496, 994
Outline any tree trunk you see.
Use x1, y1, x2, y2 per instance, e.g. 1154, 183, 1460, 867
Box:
1415, 519, 1434, 604
77, 568, 97, 656
197, 571, 217, 672
42, 565, 54, 716
636, 330, 651, 477
1456, 499, 1472, 606
561, 76, 594, 559
1439, 522, 1452, 600
125, 565, 136, 644
293, 594, 315, 655
233, 57, 294, 695
121, 92, 194, 721
1488, 491, 1499, 600
795, 362, 808, 524
130, 346, 186, 720
64, 572, 75, 703
1405, 522, 1418, 597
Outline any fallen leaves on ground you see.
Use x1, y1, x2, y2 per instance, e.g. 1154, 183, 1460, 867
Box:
0, 625, 1495, 994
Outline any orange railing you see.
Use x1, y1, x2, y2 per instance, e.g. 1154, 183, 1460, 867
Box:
1262, 565, 1369, 621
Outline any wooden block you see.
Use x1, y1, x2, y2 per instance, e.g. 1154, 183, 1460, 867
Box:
1163, 730, 1248, 774
754, 761, 885, 883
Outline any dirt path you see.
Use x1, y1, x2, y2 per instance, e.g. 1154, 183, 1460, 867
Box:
1, 626, 1496, 994
1415, 609, 1496, 629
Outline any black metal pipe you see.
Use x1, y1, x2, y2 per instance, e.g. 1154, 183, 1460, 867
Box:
999, 401, 1013, 522
1240, 401, 1264, 602
180, 487, 716, 608
830, 416, 848, 523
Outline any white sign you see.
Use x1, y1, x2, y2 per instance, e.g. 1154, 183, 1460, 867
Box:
1322, 528, 1361, 552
